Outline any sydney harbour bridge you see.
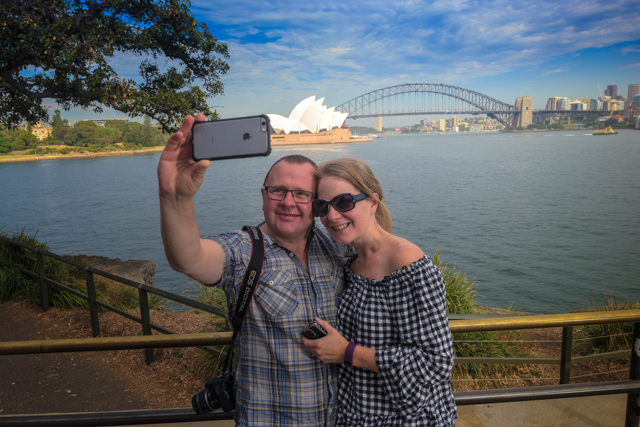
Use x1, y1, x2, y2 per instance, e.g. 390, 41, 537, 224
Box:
334, 83, 594, 128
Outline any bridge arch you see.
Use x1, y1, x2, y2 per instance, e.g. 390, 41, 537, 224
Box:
335, 83, 515, 126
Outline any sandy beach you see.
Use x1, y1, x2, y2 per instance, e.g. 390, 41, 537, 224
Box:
0, 146, 165, 163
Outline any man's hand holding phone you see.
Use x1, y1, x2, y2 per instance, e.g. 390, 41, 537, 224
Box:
158, 114, 210, 201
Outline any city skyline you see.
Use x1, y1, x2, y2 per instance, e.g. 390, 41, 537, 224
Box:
42, 0, 640, 128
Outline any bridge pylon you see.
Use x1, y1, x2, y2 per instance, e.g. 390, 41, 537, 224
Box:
374, 116, 382, 132
514, 96, 532, 128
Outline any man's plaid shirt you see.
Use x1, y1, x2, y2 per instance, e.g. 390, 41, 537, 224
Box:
208, 223, 350, 427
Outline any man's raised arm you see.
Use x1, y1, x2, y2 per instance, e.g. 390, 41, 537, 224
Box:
158, 114, 225, 285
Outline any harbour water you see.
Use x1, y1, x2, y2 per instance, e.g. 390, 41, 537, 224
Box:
1, 129, 639, 314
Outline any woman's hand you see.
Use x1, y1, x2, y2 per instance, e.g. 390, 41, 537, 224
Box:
302, 318, 349, 364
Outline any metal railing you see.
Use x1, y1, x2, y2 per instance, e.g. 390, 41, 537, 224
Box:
0, 235, 230, 364
1, 235, 639, 426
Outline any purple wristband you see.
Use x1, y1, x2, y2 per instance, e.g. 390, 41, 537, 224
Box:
343, 342, 357, 368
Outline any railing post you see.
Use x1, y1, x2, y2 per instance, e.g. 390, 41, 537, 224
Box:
625, 321, 640, 427
560, 326, 573, 384
138, 288, 154, 365
85, 269, 101, 337
36, 250, 49, 312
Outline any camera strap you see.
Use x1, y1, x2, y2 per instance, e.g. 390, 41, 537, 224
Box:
230, 225, 265, 333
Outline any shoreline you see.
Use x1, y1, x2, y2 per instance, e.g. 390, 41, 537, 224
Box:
0, 146, 165, 164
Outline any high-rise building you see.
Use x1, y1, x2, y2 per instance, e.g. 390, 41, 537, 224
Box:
632, 95, 640, 108
546, 97, 560, 110
451, 116, 460, 127
438, 119, 446, 132
626, 84, 640, 109
558, 97, 570, 110
575, 98, 591, 109
605, 85, 617, 99
590, 99, 598, 110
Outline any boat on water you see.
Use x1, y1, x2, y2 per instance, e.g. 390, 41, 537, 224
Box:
593, 126, 618, 135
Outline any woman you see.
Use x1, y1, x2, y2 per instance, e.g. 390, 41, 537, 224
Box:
303, 158, 457, 426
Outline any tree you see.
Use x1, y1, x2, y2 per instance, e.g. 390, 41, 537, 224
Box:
0, 135, 11, 153
604, 118, 618, 128
51, 110, 69, 140
1, 0, 229, 133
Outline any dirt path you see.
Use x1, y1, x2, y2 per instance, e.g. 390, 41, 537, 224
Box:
0, 301, 221, 415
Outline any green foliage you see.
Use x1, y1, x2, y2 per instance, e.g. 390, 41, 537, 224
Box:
0, 230, 170, 313
0, 228, 87, 308
58, 148, 68, 154
433, 250, 478, 314
575, 291, 638, 354
0, 135, 10, 153
1, 0, 229, 133
604, 118, 618, 127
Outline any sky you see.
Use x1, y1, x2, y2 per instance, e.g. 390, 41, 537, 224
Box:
51, 0, 640, 128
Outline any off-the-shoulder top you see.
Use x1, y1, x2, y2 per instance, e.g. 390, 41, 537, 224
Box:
335, 255, 458, 426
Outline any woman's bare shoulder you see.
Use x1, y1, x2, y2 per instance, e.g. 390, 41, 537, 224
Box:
387, 237, 424, 272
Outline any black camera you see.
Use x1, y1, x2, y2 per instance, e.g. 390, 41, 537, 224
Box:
191, 371, 236, 414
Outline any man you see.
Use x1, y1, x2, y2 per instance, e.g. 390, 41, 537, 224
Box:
158, 115, 349, 426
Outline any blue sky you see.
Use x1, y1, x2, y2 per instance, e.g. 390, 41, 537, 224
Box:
55, 0, 640, 127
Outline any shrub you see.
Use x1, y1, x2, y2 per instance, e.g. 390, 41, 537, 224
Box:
575, 291, 639, 354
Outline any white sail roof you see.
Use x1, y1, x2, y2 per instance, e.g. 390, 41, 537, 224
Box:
289, 96, 316, 122
268, 96, 347, 134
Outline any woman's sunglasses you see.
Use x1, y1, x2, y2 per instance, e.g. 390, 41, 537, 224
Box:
312, 193, 368, 217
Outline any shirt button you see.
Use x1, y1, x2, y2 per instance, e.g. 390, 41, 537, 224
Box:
328, 409, 333, 414
269, 280, 274, 285
289, 253, 294, 257
311, 276, 315, 281
328, 375, 332, 380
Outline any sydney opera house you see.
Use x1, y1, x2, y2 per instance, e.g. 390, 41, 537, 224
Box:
267, 96, 372, 145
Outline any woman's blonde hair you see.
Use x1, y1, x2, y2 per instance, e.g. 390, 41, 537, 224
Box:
317, 158, 392, 233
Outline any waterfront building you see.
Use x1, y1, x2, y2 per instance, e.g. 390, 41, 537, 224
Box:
451, 116, 460, 127
575, 97, 591, 109
558, 97, 570, 110
590, 99, 598, 110
596, 100, 603, 110
626, 84, 640, 109
438, 119, 446, 132
570, 101, 585, 110
19, 122, 52, 141
603, 100, 612, 111
546, 97, 560, 110
267, 96, 372, 145
633, 95, 640, 108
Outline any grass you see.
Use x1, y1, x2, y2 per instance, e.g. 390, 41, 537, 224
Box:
0, 229, 169, 312
433, 250, 528, 387
575, 290, 639, 355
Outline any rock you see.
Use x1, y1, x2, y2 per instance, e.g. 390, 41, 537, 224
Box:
77, 256, 156, 286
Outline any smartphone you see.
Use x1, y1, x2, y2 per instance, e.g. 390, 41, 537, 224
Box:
191, 115, 271, 161
302, 321, 327, 340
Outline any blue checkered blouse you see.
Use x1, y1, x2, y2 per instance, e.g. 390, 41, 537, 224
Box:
335, 255, 458, 426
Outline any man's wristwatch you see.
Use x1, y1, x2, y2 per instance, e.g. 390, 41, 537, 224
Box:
343, 342, 357, 368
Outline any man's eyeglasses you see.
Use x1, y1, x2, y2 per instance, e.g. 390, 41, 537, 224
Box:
264, 187, 315, 204
312, 193, 368, 217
